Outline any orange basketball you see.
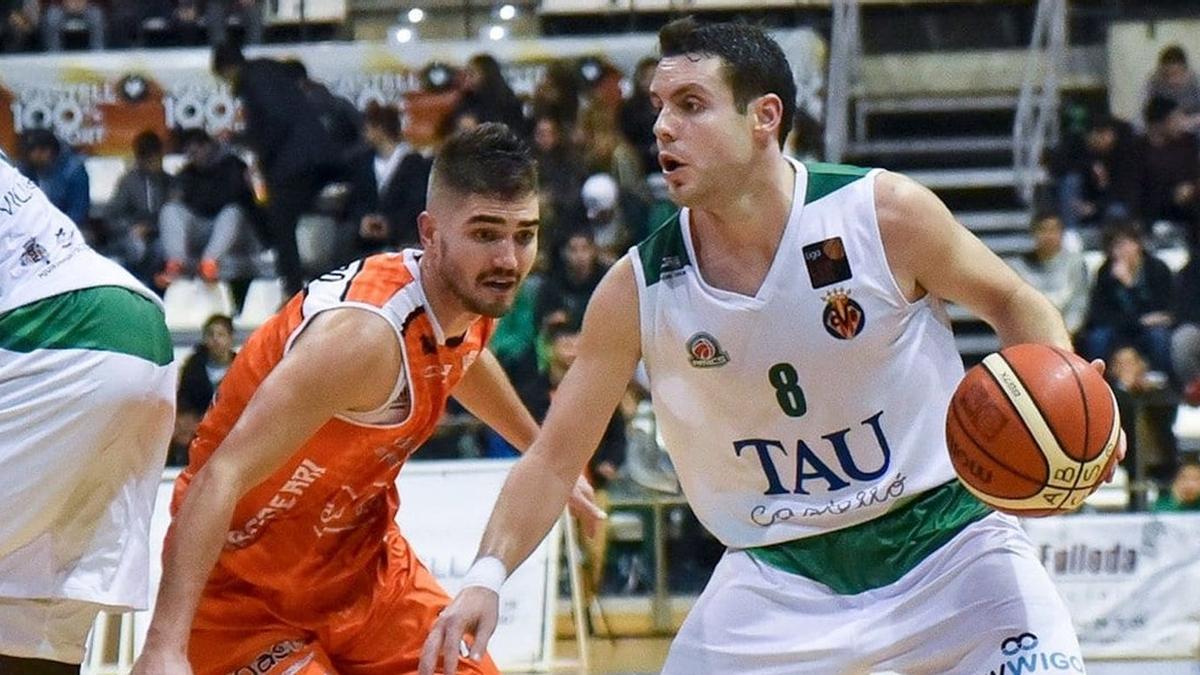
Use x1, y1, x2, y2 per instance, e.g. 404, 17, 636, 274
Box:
945, 343, 1121, 516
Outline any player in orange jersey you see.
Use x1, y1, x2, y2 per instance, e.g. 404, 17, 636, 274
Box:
131, 124, 604, 675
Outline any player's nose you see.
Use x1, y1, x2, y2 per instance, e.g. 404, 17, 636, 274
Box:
653, 107, 676, 144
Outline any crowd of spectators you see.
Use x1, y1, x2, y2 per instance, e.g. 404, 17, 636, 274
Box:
1035, 43, 1200, 491
2, 0, 265, 52
10, 32, 1200, 545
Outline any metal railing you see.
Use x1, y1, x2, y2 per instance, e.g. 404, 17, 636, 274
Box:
825, 0, 862, 164
1013, 0, 1068, 205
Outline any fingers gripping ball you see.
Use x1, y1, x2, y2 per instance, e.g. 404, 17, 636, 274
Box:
946, 344, 1120, 516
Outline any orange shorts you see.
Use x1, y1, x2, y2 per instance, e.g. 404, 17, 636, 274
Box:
187, 534, 498, 675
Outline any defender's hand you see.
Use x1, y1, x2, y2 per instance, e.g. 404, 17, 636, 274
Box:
419, 587, 500, 675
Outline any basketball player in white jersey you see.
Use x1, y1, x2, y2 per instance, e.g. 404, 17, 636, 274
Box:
422, 19, 1125, 675
0, 148, 176, 674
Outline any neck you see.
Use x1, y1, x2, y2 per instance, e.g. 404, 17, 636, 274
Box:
417, 255, 478, 339
690, 153, 795, 251
375, 139, 400, 157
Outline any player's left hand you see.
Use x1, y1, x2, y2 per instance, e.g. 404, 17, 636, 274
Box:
419, 586, 499, 675
568, 475, 607, 538
1091, 359, 1127, 483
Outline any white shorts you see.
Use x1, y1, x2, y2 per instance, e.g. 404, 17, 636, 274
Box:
0, 287, 175, 662
664, 513, 1084, 675
0, 597, 103, 663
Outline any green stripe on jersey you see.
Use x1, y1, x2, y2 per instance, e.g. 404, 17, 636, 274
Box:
638, 211, 690, 286
746, 481, 990, 595
0, 286, 173, 365
804, 162, 871, 204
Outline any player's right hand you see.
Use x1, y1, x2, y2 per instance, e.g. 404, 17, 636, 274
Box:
419, 586, 500, 675
130, 646, 193, 675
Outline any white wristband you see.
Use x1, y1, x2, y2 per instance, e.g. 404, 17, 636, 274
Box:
461, 556, 507, 594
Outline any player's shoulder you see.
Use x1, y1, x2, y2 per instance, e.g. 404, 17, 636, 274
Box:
634, 210, 688, 287
801, 160, 873, 199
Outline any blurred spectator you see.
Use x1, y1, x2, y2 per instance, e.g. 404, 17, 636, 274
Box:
170, 314, 237, 466
788, 109, 826, 163
158, 129, 261, 313
1171, 254, 1200, 405
111, 0, 205, 48
42, 0, 105, 51
1051, 114, 1136, 236
532, 114, 585, 238
19, 128, 90, 228
536, 228, 606, 332
580, 108, 649, 240
486, 274, 544, 418
1141, 45, 1200, 131
455, 54, 527, 136
532, 60, 581, 135
207, 0, 263, 46
1107, 344, 1177, 488
1081, 222, 1174, 375
581, 173, 634, 266
543, 322, 625, 488
1, 0, 38, 52
353, 102, 432, 253
1008, 213, 1090, 337
1153, 460, 1200, 512
213, 40, 342, 295
619, 56, 660, 174
106, 130, 171, 291
178, 313, 236, 416
1133, 96, 1199, 228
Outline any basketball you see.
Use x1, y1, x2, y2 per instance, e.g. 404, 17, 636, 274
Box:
945, 343, 1121, 516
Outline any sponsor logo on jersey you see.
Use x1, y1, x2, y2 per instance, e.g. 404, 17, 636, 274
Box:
686, 332, 729, 367
0, 177, 35, 217
822, 288, 865, 340
232, 639, 308, 675
227, 459, 327, 548
18, 237, 49, 266
803, 236, 853, 289
55, 227, 74, 248
660, 253, 687, 280
987, 632, 1085, 674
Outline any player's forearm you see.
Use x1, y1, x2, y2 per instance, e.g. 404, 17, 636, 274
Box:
476, 448, 577, 573
143, 464, 241, 650
990, 284, 1073, 351
453, 351, 538, 451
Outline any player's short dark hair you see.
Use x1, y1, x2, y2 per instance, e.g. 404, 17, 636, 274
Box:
658, 17, 797, 148
1160, 44, 1188, 67
212, 39, 245, 74
133, 130, 163, 160
431, 123, 537, 200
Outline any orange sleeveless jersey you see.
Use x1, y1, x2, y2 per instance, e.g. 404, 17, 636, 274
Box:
172, 251, 494, 596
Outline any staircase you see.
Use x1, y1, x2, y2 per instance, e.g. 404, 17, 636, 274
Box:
843, 93, 1043, 365
828, 0, 1071, 366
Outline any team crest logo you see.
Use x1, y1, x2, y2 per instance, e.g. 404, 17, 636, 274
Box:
822, 289, 865, 340
19, 237, 49, 266
686, 332, 729, 368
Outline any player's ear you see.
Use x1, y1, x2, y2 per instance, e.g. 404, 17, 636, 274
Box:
417, 211, 436, 248
752, 94, 783, 142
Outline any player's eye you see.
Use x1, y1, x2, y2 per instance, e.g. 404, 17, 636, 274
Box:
515, 231, 536, 246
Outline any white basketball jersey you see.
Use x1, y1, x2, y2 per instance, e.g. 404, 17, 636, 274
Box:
0, 150, 154, 316
631, 160, 963, 548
